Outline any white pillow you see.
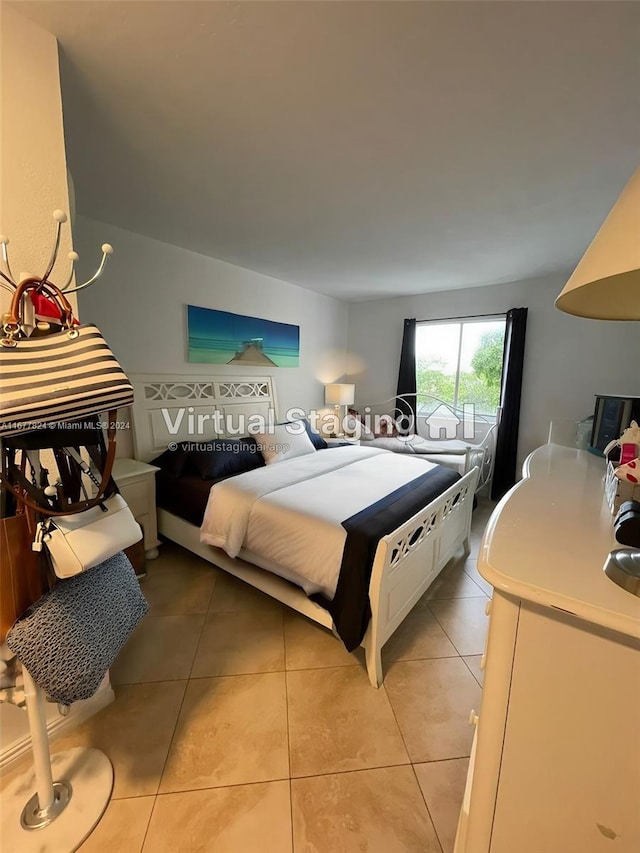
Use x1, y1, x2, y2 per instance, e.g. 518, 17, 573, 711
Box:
255, 422, 317, 465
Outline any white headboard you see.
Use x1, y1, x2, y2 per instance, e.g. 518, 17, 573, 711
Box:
129, 374, 278, 462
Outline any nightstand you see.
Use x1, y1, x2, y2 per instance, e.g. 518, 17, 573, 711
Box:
325, 436, 360, 446
112, 458, 161, 560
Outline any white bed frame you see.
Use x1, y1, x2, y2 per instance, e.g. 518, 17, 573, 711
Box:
130, 374, 479, 687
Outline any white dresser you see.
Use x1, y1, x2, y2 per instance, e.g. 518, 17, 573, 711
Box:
455, 444, 640, 853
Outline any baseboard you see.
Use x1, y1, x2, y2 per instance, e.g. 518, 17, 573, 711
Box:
0, 677, 115, 775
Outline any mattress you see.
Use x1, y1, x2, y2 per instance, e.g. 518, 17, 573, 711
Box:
156, 473, 332, 595
200, 445, 448, 598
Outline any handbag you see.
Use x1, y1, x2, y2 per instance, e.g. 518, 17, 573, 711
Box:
1, 416, 119, 517
34, 494, 143, 579
6, 551, 148, 705
0, 510, 48, 642
0, 277, 134, 436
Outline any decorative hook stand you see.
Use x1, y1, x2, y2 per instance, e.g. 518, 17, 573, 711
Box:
1, 211, 115, 852
0, 208, 112, 296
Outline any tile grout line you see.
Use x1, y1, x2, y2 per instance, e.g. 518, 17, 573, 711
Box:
382, 677, 414, 769
151, 602, 203, 799
185, 605, 213, 681
288, 776, 295, 853
280, 610, 296, 851
156, 774, 292, 798
138, 795, 158, 853
136, 756, 475, 798
425, 605, 466, 657
151, 677, 190, 799
460, 656, 483, 689
427, 600, 487, 658
410, 762, 446, 853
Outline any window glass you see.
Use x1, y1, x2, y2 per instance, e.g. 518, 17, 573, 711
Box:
415, 318, 506, 421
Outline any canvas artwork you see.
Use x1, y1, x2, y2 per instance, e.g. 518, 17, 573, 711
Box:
187, 305, 300, 367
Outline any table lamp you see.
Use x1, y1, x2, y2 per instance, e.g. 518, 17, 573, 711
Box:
325, 383, 355, 436
555, 165, 640, 595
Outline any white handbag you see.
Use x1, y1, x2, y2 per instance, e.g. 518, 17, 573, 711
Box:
34, 494, 142, 579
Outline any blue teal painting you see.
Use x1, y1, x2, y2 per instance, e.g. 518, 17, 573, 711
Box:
187, 305, 300, 367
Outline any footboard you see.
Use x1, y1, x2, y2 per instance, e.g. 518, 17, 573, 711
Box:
362, 466, 479, 686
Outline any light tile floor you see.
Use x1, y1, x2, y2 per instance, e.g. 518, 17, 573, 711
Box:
4, 499, 495, 852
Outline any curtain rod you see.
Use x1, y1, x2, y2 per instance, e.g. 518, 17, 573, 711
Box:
416, 311, 507, 323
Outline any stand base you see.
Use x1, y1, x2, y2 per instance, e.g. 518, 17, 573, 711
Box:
1, 747, 113, 852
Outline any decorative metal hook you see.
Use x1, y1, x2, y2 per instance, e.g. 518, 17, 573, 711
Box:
0, 273, 15, 293
62, 244, 113, 294
40, 210, 67, 285
0, 235, 17, 291
0, 211, 113, 297
61, 252, 79, 291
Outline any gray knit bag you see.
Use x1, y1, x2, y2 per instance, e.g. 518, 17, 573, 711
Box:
7, 551, 148, 705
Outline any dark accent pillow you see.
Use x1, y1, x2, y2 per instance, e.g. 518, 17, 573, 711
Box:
187, 438, 265, 480
150, 445, 189, 479
301, 418, 328, 450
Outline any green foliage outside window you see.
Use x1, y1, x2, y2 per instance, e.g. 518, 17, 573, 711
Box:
416, 327, 505, 418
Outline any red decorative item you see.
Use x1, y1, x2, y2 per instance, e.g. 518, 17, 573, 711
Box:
620, 443, 639, 465
29, 290, 80, 325
615, 458, 639, 484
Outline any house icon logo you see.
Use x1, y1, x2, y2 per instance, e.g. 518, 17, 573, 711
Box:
424, 403, 460, 439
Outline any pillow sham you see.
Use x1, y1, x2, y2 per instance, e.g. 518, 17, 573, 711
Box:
151, 445, 189, 479
255, 422, 317, 465
187, 438, 265, 480
301, 418, 328, 450
152, 438, 265, 481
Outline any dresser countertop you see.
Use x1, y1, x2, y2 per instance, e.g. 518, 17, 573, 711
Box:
479, 444, 639, 639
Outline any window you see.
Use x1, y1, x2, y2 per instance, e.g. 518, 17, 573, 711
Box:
415, 317, 506, 421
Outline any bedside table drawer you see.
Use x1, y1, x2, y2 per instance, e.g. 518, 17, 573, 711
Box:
112, 458, 160, 560
118, 480, 148, 518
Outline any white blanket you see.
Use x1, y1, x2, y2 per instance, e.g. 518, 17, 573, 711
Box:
200, 446, 439, 598
362, 435, 471, 454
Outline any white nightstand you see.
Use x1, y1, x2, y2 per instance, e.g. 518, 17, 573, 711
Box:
112, 458, 160, 560
325, 436, 360, 446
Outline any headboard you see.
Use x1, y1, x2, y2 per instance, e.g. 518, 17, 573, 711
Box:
129, 374, 278, 462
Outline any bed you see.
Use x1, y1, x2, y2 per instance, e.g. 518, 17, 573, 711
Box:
130, 373, 479, 687
349, 394, 497, 494
360, 431, 496, 492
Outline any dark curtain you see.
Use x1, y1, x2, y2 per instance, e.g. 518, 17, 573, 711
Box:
395, 318, 417, 432
491, 307, 528, 501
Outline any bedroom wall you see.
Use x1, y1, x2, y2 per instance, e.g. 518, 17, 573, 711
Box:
75, 215, 349, 455
346, 272, 640, 471
0, 4, 76, 314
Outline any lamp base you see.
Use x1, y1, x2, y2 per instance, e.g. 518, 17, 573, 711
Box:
603, 548, 640, 597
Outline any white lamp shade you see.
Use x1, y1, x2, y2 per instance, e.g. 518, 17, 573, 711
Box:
325, 383, 355, 406
555, 166, 640, 320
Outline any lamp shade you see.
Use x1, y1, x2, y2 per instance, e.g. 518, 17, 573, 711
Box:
325, 383, 355, 406
555, 166, 640, 320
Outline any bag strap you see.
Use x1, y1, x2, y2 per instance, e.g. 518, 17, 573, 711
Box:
0, 412, 118, 517
2, 277, 74, 345
62, 446, 102, 490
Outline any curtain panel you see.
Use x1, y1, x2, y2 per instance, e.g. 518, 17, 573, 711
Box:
396, 318, 417, 431
491, 307, 528, 501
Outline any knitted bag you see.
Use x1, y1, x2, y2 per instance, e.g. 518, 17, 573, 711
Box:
6, 551, 148, 705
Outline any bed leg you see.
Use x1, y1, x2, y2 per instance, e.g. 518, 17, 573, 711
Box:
365, 643, 383, 689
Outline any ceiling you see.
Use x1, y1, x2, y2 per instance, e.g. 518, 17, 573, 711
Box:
13, 1, 640, 302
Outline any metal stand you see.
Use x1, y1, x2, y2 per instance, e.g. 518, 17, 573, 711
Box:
1, 669, 113, 852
